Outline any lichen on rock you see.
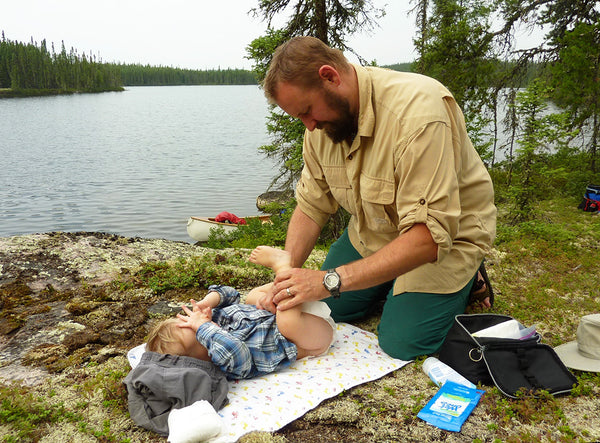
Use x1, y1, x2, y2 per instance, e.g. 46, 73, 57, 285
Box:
0, 231, 253, 385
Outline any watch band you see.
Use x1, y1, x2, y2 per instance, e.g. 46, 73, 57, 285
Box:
323, 268, 341, 298
330, 285, 341, 298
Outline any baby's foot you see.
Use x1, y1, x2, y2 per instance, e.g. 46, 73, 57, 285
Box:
249, 246, 292, 273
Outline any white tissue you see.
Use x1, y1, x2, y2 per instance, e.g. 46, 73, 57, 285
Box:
167, 400, 223, 443
472, 319, 535, 339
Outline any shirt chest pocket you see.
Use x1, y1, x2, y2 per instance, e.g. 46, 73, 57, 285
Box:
324, 166, 353, 213
360, 174, 398, 232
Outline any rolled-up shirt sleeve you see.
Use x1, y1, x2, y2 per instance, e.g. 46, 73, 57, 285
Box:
395, 121, 461, 263
207, 285, 240, 308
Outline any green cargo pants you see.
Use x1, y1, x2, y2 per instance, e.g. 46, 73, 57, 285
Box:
321, 229, 474, 361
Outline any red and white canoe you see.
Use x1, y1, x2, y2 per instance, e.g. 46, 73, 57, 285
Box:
186, 215, 271, 242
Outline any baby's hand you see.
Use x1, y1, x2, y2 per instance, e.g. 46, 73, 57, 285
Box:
177, 304, 212, 332
190, 298, 210, 311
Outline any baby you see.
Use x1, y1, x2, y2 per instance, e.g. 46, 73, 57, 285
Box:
145, 246, 335, 380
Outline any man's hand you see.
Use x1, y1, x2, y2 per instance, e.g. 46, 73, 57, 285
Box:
177, 304, 212, 332
272, 268, 330, 310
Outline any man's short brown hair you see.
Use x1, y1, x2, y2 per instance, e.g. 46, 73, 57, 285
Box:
263, 36, 350, 103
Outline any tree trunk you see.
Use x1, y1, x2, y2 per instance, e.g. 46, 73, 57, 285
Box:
314, 0, 329, 44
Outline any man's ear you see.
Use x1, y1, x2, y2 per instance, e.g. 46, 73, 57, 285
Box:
318, 65, 341, 85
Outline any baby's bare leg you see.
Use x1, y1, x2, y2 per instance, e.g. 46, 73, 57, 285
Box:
276, 307, 333, 359
245, 283, 273, 306
249, 246, 292, 274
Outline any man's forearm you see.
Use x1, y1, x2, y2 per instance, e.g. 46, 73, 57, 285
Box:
271, 223, 439, 311
284, 207, 322, 268
337, 223, 438, 292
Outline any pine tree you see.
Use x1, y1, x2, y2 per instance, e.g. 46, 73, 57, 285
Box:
507, 79, 576, 222
412, 0, 497, 162
247, 1, 385, 191
548, 21, 600, 173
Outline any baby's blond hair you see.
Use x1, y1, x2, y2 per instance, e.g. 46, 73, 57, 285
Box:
146, 318, 181, 354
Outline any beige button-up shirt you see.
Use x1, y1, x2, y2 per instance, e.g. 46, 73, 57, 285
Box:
295, 65, 497, 295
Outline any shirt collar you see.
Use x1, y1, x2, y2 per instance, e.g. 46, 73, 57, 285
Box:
352, 63, 375, 139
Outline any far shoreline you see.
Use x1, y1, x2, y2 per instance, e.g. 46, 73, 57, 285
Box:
0, 87, 125, 99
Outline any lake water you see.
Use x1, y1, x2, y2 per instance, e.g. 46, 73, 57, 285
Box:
0, 86, 276, 243
2, 86, 590, 244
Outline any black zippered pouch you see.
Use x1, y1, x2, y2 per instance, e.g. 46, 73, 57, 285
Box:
438, 314, 578, 398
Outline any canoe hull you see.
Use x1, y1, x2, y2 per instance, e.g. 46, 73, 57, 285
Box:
186, 215, 271, 242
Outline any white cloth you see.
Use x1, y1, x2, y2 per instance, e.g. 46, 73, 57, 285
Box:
168, 400, 223, 443
473, 319, 522, 338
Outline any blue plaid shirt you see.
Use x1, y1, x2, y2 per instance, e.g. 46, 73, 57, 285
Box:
195, 285, 298, 380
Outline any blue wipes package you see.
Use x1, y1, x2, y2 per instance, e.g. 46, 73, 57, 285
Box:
417, 381, 485, 432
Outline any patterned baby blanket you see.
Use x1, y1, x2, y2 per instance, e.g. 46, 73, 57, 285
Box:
127, 322, 410, 442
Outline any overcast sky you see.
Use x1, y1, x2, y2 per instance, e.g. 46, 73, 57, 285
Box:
2, 1, 542, 70
1, 1, 422, 69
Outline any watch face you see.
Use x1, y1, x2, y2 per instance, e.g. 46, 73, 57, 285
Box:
325, 273, 339, 289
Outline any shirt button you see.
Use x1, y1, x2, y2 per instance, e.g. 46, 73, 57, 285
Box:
419, 198, 426, 205
348, 154, 353, 160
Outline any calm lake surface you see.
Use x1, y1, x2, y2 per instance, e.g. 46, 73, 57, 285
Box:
0, 86, 276, 243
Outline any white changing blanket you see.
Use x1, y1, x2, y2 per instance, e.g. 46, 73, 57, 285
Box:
128, 322, 410, 442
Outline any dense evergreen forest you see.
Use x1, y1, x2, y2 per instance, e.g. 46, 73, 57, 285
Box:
118, 63, 256, 86
0, 33, 258, 96
0, 34, 122, 95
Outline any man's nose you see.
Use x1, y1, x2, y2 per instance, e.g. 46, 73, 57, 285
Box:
300, 115, 317, 131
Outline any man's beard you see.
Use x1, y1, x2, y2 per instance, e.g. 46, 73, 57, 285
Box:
318, 88, 357, 144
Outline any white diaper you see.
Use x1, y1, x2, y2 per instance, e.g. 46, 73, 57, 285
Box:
301, 301, 337, 355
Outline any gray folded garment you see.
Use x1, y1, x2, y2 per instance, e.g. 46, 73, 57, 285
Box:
123, 351, 229, 436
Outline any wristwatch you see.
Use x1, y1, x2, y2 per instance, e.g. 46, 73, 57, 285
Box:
323, 268, 341, 298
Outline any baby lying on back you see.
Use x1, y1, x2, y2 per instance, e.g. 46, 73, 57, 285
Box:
145, 246, 335, 379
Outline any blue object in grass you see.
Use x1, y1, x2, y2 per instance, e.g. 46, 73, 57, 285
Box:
417, 381, 485, 432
